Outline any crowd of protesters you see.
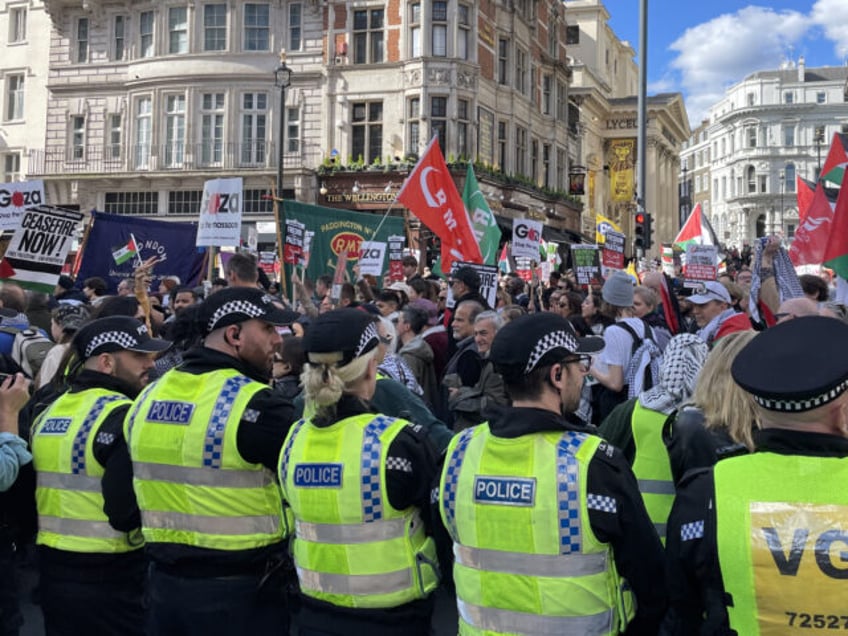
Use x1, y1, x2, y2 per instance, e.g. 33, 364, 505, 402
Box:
1, 236, 847, 636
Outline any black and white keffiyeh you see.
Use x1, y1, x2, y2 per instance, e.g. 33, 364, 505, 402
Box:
748, 237, 804, 322
639, 333, 709, 414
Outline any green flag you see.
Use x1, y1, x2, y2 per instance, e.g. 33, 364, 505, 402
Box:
463, 164, 501, 265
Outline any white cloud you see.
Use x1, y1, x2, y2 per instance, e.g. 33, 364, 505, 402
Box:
667, 6, 811, 122
810, 0, 848, 59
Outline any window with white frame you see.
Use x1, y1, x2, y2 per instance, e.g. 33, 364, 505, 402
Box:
784, 91, 793, 104
105, 191, 157, 215
351, 101, 383, 163
113, 15, 126, 60
108, 114, 122, 160
286, 107, 300, 152
70, 116, 86, 160
556, 147, 566, 191
409, 3, 421, 57
204, 4, 227, 51
759, 174, 767, 193
458, 4, 470, 60
497, 121, 507, 171
498, 39, 508, 85
289, 3, 302, 50
782, 124, 795, 147
785, 163, 796, 192
721, 176, 726, 199
542, 75, 552, 115
747, 165, 756, 194
243, 189, 274, 213
817, 91, 826, 104
430, 97, 446, 152
76, 18, 89, 63
713, 178, 718, 199
548, 20, 557, 58
9, 7, 27, 43
515, 48, 526, 94
5, 74, 24, 121
353, 8, 383, 64
169, 7, 188, 54
244, 4, 269, 51
140, 11, 154, 58
556, 81, 567, 120
457, 99, 469, 159
408, 97, 420, 154
566, 25, 579, 44
2, 153, 21, 182
168, 190, 203, 215
515, 125, 526, 175
135, 96, 152, 169
241, 92, 267, 165
201, 92, 225, 165
432, 1, 447, 57
164, 95, 186, 167
746, 126, 757, 148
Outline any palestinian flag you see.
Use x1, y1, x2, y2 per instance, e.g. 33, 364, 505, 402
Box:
822, 173, 848, 278
820, 132, 848, 186
790, 179, 839, 266
112, 236, 138, 265
673, 203, 720, 250
497, 242, 510, 273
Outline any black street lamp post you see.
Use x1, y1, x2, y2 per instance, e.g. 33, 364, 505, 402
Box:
274, 51, 292, 204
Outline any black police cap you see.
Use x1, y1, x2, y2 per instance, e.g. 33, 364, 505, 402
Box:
303, 308, 380, 367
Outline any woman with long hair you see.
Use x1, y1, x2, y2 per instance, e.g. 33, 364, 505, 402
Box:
663, 330, 759, 484
278, 309, 441, 636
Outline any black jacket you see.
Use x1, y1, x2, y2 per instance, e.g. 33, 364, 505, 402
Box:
663, 428, 848, 635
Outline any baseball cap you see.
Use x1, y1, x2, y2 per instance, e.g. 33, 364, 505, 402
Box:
73, 316, 170, 360
688, 281, 732, 305
198, 287, 299, 336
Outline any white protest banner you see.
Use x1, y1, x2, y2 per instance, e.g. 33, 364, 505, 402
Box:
196, 177, 243, 247
0, 180, 46, 231
0, 205, 82, 293
685, 244, 718, 285
446, 261, 499, 308
358, 241, 387, 277
511, 218, 543, 260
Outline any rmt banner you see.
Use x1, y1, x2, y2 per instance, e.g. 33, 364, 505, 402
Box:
0, 205, 82, 293
0, 180, 46, 232
196, 177, 243, 247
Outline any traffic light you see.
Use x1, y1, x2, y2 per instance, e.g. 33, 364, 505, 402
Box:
634, 212, 653, 251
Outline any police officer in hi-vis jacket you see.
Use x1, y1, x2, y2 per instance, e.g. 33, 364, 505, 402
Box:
439, 313, 667, 635
30, 316, 170, 636
125, 287, 298, 636
665, 316, 848, 635
279, 309, 442, 636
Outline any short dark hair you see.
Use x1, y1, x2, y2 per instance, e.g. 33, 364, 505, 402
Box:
402, 255, 418, 268
799, 274, 829, 302
456, 299, 484, 322
279, 335, 306, 376
83, 277, 108, 296
211, 277, 228, 288
340, 282, 356, 304
224, 253, 258, 284
376, 290, 401, 306
170, 285, 198, 304
409, 277, 432, 300
94, 295, 139, 319
502, 364, 552, 401
317, 274, 333, 289
401, 305, 428, 334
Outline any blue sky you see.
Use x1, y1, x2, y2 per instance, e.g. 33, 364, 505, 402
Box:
601, 0, 848, 124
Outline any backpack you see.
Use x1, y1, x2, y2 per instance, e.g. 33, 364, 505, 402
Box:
613, 319, 663, 398
0, 327, 54, 378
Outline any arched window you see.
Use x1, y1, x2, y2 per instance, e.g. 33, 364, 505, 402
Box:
747, 165, 756, 194
784, 163, 796, 192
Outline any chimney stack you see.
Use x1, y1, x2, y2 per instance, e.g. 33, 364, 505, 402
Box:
798, 55, 806, 82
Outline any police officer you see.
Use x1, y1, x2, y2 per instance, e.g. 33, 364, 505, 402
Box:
439, 313, 666, 635
30, 316, 170, 635
665, 316, 848, 634
279, 309, 441, 636
125, 287, 297, 636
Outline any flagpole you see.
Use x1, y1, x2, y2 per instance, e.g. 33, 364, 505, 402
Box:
72, 212, 95, 277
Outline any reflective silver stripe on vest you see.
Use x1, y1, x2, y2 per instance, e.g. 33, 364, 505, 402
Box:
458, 599, 615, 636
132, 462, 273, 488
295, 516, 409, 544
39, 515, 126, 540
297, 566, 413, 596
637, 479, 675, 495
37, 471, 102, 493
142, 510, 281, 536
454, 544, 608, 578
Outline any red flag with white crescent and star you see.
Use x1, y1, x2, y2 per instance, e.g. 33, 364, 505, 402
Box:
397, 136, 482, 272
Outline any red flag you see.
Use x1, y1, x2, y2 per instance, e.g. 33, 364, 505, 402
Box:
796, 176, 816, 223
0, 259, 16, 280
822, 174, 848, 278
397, 137, 482, 272
791, 180, 838, 266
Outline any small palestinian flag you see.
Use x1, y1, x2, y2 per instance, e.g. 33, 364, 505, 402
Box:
820, 132, 848, 186
112, 236, 138, 265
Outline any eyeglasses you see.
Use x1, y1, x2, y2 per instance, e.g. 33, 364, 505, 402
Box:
563, 355, 592, 373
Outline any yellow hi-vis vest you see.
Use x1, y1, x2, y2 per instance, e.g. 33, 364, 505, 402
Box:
714, 452, 848, 635
439, 424, 636, 636
630, 400, 675, 543
125, 368, 287, 551
279, 413, 439, 609
32, 388, 141, 553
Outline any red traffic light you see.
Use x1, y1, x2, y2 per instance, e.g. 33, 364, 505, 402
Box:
635, 213, 645, 224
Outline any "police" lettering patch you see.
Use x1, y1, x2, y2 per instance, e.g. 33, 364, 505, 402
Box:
38, 418, 72, 435
294, 463, 343, 488
474, 476, 536, 506
146, 400, 195, 425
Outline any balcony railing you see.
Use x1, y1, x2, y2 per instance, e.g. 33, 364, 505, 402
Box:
27, 142, 321, 176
